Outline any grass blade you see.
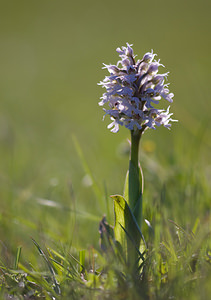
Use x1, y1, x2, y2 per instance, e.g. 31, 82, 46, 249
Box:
14, 246, 22, 269
31, 238, 61, 295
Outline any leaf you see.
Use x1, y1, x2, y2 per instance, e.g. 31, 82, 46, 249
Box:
111, 194, 145, 264
123, 166, 143, 229
123, 163, 144, 210
123, 170, 129, 203
139, 162, 144, 194
118, 223, 145, 262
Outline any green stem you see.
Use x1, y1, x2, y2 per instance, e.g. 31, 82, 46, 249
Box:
127, 129, 142, 272
129, 130, 142, 225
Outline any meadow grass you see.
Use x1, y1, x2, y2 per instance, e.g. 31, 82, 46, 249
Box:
0, 129, 210, 299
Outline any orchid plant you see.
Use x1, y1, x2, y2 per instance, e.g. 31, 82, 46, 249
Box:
99, 43, 177, 272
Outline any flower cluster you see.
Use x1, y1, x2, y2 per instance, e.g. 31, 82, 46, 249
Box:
99, 43, 177, 133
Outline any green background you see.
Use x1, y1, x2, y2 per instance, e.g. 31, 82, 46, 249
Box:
0, 0, 210, 261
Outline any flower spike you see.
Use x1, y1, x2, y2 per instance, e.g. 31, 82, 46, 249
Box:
99, 43, 177, 133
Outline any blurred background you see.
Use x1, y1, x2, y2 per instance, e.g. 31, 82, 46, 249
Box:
0, 0, 210, 263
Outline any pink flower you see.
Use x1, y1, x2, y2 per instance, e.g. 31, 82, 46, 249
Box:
99, 43, 177, 133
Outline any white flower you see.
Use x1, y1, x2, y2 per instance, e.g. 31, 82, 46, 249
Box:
99, 43, 177, 133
